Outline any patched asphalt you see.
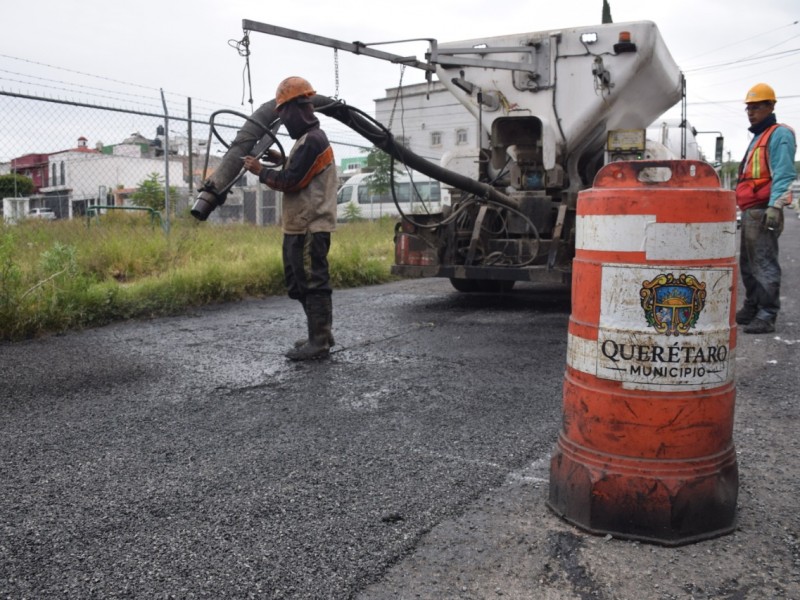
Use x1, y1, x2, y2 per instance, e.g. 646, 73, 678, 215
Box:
2, 214, 800, 599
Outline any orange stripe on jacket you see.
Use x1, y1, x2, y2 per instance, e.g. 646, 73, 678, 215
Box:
285, 146, 335, 193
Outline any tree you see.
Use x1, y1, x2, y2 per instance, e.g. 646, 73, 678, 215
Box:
342, 201, 363, 222
602, 0, 613, 24
131, 173, 175, 212
363, 147, 402, 198
0, 174, 34, 198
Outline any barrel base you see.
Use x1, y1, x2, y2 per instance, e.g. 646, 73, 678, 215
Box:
547, 435, 738, 546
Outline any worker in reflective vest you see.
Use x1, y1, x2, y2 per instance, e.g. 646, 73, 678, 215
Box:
735, 83, 796, 334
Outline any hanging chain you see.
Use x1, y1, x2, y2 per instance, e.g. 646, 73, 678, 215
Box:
333, 48, 340, 100
387, 65, 406, 131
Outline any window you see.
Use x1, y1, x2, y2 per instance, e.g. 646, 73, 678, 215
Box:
337, 186, 353, 205
51, 163, 57, 186
410, 180, 441, 203
456, 129, 468, 145
59, 162, 65, 185
358, 181, 441, 204
358, 183, 385, 204
431, 131, 442, 147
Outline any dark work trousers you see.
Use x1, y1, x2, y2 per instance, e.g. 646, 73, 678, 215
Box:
739, 206, 783, 323
282, 232, 332, 302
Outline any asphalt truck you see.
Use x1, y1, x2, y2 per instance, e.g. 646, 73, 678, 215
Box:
192, 19, 691, 292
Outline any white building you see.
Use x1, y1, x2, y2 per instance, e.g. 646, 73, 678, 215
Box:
40, 137, 184, 218
374, 81, 478, 165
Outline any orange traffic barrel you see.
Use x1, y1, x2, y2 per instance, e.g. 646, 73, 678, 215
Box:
547, 160, 739, 545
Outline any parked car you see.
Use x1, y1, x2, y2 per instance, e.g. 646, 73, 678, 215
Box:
336, 171, 445, 222
28, 208, 56, 220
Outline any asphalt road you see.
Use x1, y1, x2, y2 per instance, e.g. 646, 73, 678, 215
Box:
2, 212, 799, 599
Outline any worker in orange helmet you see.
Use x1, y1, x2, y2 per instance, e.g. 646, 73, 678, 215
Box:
735, 83, 796, 334
243, 77, 338, 360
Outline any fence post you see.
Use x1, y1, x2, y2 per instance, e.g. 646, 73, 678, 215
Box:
160, 88, 171, 235
188, 97, 194, 200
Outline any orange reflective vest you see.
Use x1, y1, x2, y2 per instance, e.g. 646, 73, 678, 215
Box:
736, 123, 789, 210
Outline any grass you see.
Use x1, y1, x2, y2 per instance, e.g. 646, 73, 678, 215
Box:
0, 213, 398, 341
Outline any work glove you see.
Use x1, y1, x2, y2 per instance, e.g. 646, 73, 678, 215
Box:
763, 206, 782, 231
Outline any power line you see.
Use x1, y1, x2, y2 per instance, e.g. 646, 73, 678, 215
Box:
0, 67, 169, 105
742, 32, 800, 61
680, 20, 799, 64
0, 53, 169, 94
683, 47, 800, 73
0, 76, 164, 112
687, 94, 800, 106
0, 53, 241, 116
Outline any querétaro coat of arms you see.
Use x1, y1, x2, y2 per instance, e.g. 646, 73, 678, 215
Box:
640, 273, 706, 335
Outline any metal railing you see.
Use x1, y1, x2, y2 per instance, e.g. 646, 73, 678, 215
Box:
85, 205, 162, 229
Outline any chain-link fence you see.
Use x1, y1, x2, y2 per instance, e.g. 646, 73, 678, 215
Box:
0, 91, 369, 226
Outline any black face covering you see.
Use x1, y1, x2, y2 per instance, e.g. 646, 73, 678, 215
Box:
748, 112, 777, 135
278, 100, 320, 139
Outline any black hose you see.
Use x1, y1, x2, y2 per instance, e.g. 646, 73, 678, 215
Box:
192, 95, 518, 220
311, 96, 519, 211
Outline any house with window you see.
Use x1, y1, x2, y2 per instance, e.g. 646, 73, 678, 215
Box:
9, 136, 184, 219
9, 153, 50, 192
339, 156, 369, 177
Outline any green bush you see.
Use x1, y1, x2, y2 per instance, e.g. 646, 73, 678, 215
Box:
0, 173, 34, 197
342, 202, 363, 222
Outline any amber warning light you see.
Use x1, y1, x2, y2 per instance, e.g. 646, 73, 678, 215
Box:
614, 31, 637, 53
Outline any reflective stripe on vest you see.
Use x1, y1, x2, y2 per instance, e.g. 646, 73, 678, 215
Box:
736, 124, 779, 209
742, 124, 777, 180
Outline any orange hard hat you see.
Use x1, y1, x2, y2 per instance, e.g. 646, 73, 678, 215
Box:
275, 76, 316, 109
744, 83, 777, 104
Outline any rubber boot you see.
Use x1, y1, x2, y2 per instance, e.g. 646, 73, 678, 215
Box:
293, 298, 310, 348
735, 304, 758, 325
286, 295, 332, 361
294, 297, 334, 348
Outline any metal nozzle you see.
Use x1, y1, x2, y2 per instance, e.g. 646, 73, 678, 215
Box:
190, 191, 219, 221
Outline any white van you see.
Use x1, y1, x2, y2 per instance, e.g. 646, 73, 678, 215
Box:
336, 172, 444, 221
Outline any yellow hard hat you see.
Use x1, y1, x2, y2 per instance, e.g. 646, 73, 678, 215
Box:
744, 83, 777, 104
275, 76, 315, 109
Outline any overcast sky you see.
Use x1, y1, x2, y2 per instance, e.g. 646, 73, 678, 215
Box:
1, 0, 798, 163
